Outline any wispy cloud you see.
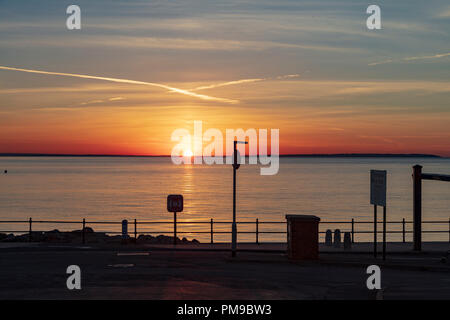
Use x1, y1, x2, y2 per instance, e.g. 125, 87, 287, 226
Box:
192, 74, 300, 91
369, 53, 450, 66
79, 97, 125, 105
404, 53, 450, 61
368, 59, 393, 66
80, 99, 104, 106
0, 66, 238, 104
276, 74, 300, 79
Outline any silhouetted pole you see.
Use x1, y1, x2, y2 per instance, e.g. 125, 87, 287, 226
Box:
231, 140, 247, 257
373, 205, 377, 258
383, 205, 386, 260
232, 170, 236, 255
413, 165, 422, 251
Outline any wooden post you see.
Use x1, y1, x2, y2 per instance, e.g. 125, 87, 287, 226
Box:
82, 218, 86, 244
210, 218, 214, 244
412, 165, 422, 251
286, 218, 290, 254
351, 218, 355, 243
134, 219, 137, 240
256, 218, 259, 245
28, 218, 32, 242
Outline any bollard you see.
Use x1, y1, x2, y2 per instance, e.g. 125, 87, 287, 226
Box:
325, 229, 332, 246
122, 219, 128, 243
344, 232, 352, 250
334, 229, 341, 248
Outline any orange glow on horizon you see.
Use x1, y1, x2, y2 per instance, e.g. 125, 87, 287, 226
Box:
1, 80, 449, 157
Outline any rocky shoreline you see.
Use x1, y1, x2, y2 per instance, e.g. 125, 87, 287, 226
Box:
0, 227, 200, 244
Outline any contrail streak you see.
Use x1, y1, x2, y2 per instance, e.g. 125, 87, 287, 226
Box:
368, 52, 450, 66
404, 52, 450, 61
0, 66, 238, 104
192, 74, 300, 91
193, 78, 264, 91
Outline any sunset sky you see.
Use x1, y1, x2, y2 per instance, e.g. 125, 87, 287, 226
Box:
0, 0, 449, 156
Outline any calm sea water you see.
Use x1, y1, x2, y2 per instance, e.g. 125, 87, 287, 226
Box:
0, 156, 449, 242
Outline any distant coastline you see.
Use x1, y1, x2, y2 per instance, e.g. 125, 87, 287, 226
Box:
0, 153, 444, 158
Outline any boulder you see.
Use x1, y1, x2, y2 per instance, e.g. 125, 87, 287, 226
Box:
43, 230, 68, 243
0, 228, 201, 245
137, 234, 156, 243
46, 229, 60, 233
83, 227, 94, 233
156, 235, 174, 244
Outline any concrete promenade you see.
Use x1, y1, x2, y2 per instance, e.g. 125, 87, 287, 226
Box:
0, 241, 448, 299
140, 241, 450, 254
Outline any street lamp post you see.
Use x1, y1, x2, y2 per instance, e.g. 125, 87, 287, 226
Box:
232, 140, 247, 257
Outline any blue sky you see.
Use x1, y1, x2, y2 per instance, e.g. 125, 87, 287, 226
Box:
1, 0, 449, 82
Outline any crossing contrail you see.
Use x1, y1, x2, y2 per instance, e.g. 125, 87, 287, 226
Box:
0, 65, 239, 104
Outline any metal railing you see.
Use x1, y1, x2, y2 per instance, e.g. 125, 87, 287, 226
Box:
0, 217, 449, 244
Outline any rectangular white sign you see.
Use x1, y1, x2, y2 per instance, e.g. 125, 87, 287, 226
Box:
370, 170, 387, 206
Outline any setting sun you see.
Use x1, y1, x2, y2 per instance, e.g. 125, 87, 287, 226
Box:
183, 150, 193, 157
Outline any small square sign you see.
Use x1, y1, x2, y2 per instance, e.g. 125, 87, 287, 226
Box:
167, 194, 183, 212
370, 170, 387, 206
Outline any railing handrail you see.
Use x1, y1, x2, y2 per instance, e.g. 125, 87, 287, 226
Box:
1, 219, 447, 224
0, 217, 449, 245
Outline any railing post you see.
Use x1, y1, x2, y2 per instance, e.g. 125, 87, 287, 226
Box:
134, 219, 137, 240
448, 218, 450, 243
412, 164, 422, 251
82, 218, 86, 244
173, 212, 177, 245
402, 218, 406, 243
351, 218, 354, 243
29, 218, 32, 242
210, 218, 214, 244
256, 218, 259, 245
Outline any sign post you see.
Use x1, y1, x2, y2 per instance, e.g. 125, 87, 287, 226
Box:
231, 140, 247, 257
370, 170, 387, 260
167, 194, 183, 245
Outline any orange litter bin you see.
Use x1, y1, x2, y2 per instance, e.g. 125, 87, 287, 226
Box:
286, 215, 320, 260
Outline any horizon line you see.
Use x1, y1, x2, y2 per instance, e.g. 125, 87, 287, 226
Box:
0, 153, 444, 158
